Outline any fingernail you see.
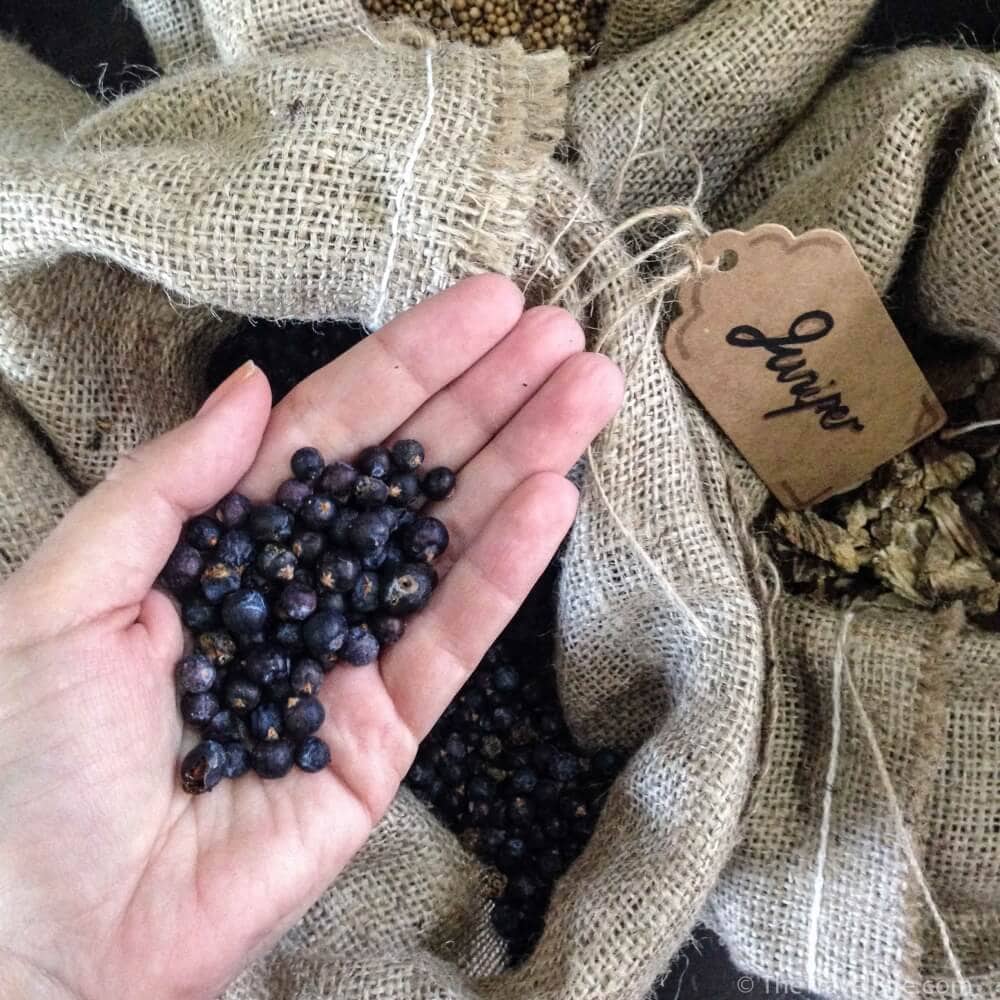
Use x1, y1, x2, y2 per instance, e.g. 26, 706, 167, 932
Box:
198, 360, 259, 416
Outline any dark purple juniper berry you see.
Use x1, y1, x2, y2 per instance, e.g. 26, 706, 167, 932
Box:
353, 475, 389, 508
248, 504, 294, 544
184, 516, 221, 552
390, 438, 424, 472
290, 658, 324, 696
252, 740, 295, 779
275, 581, 318, 622
399, 517, 449, 563
215, 530, 254, 569
175, 653, 216, 694
318, 461, 358, 501
381, 563, 435, 614
161, 543, 203, 593
295, 736, 331, 773
215, 492, 252, 529
283, 695, 325, 740
256, 543, 297, 582
276, 478, 312, 513
357, 445, 393, 480
339, 625, 380, 666
421, 466, 456, 501
317, 549, 360, 593
221, 589, 269, 634
181, 741, 227, 794
290, 446, 325, 483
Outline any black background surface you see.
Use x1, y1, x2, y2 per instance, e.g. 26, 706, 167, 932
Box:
1, 2, 995, 997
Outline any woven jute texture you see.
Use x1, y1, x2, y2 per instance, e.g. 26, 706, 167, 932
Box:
2, 0, 1000, 997
708, 597, 1000, 999
568, 0, 878, 220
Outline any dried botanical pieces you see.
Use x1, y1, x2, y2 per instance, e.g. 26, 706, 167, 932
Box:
772, 510, 871, 574
769, 346, 1000, 618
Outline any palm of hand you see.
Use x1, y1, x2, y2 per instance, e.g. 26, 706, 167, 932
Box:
0, 277, 622, 1000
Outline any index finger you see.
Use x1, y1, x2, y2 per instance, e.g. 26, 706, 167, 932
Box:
238, 274, 524, 497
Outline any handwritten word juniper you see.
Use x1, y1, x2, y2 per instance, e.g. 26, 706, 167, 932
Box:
725, 310, 864, 432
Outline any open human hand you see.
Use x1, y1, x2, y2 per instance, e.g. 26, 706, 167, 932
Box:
0, 275, 623, 1000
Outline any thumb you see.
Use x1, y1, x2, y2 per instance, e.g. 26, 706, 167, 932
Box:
1, 361, 272, 642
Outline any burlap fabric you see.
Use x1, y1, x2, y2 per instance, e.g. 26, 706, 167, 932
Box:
2, 1, 1000, 998
707, 597, 1000, 998
569, 0, 880, 220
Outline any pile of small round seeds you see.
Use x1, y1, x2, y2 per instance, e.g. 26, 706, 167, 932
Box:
404, 565, 627, 962
362, 0, 607, 57
160, 440, 456, 794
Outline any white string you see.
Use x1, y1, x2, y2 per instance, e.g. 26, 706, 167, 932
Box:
372, 49, 435, 328
546, 202, 708, 306
585, 439, 708, 640
608, 83, 655, 210
521, 184, 591, 299
842, 655, 971, 994
806, 606, 852, 991
806, 606, 971, 996
939, 418, 1000, 441
355, 23, 384, 47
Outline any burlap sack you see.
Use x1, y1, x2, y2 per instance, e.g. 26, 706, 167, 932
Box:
561, 5, 1000, 996
3, 0, 1000, 997
569, 0, 879, 219
687, 43, 1000, 999
707, 597, 1000, 998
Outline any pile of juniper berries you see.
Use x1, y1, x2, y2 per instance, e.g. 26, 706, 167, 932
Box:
405, 563, 626, 962
161, 437, 455, 794
204, 320, 628, 963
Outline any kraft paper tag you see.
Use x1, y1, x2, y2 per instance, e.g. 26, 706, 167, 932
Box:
665, 225, 945, 510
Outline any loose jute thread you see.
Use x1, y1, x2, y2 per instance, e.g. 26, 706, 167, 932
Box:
553, 195, 711, 639
805, 606, 850, 990
527, 132, 714, 637
807, 606, 970, 995
372, 48, 435, 328
843, 648, 969, 994
583, 291, 708, 641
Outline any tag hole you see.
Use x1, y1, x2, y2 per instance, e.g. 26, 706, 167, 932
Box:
718, 249, 738, 271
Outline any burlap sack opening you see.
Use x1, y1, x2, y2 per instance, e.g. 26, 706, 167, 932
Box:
3, 0, 1000, 997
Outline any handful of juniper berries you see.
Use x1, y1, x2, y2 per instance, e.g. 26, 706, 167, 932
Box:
160, 440, 455, 793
